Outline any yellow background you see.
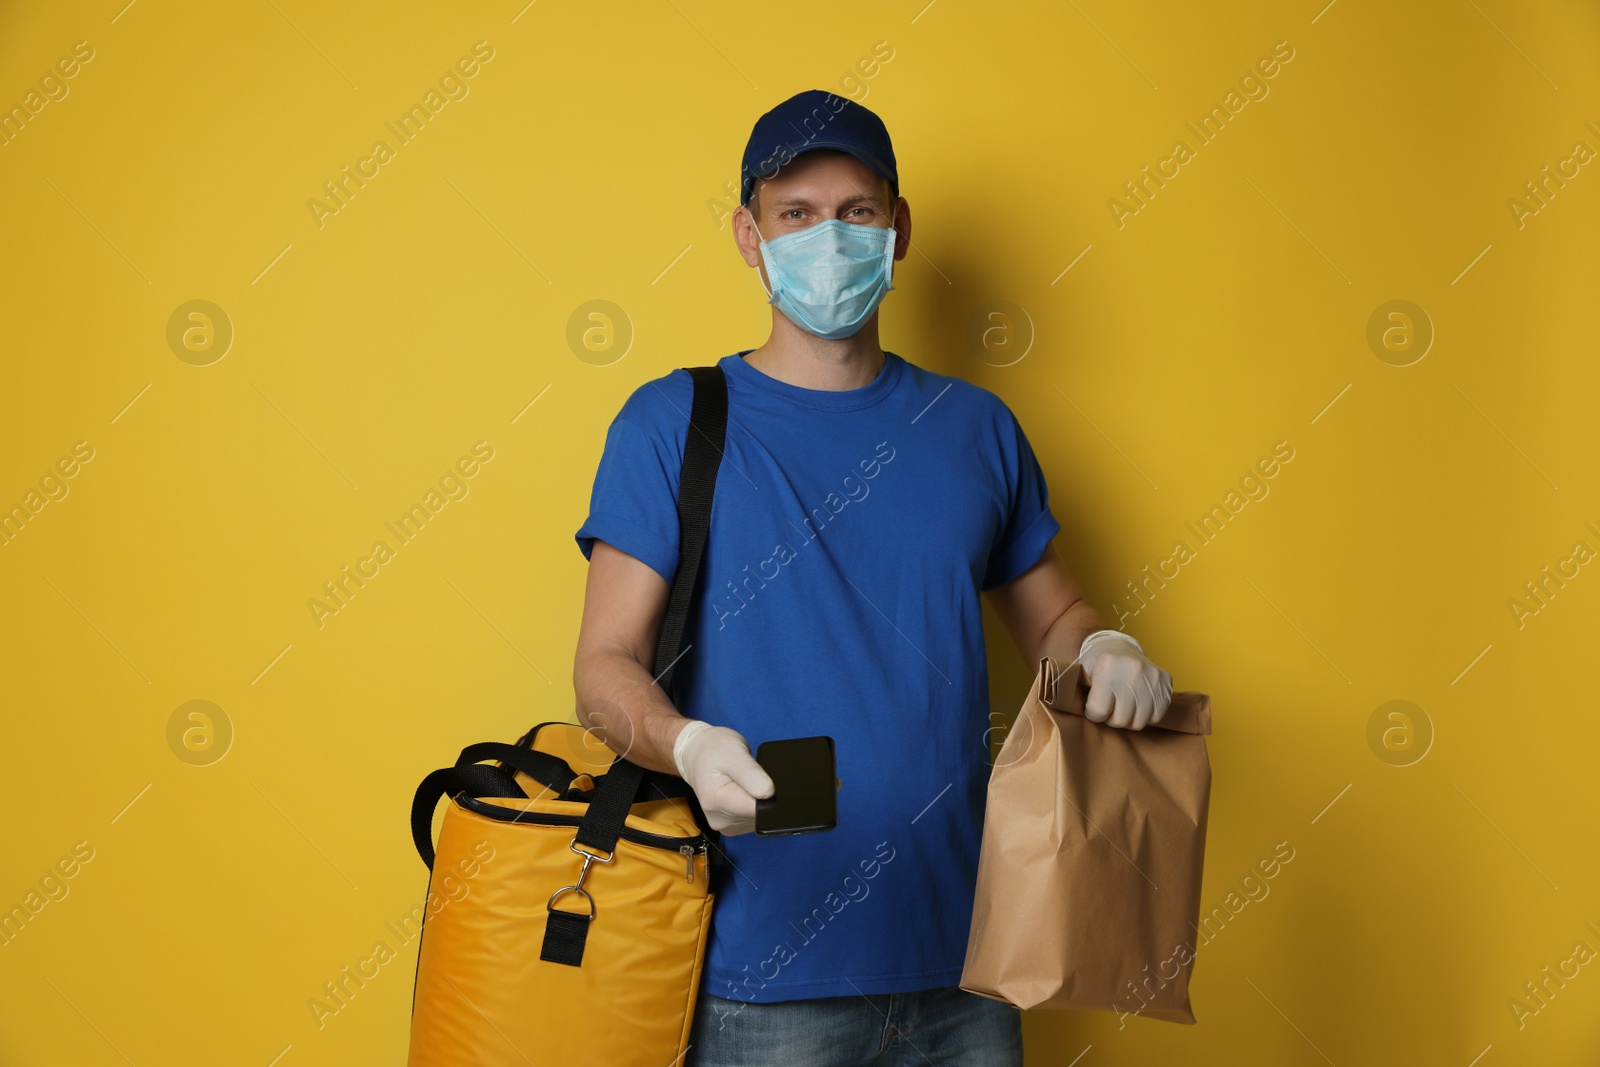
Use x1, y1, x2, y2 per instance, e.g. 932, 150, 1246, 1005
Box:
2, 1, 1598, 1063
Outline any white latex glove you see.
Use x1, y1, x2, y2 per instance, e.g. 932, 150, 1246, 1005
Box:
672, 720, 775, 836
1078, 630, 1173, 731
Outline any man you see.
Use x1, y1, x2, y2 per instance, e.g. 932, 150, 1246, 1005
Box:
572, 89, 1174, 1066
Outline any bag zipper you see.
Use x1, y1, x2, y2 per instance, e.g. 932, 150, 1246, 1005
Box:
456, 792, 707, 853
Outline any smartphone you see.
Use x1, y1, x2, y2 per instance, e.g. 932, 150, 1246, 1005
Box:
754, 736, 837, 836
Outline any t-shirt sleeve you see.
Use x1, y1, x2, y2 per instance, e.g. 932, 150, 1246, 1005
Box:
982, 408, 1061, 591
574, 414, 681, 586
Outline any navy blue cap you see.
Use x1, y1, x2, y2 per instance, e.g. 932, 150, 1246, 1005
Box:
740, 89, 898, 207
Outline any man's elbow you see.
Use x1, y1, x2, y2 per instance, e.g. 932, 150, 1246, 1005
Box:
572, 640, 643, 721
572, 646, 606, 729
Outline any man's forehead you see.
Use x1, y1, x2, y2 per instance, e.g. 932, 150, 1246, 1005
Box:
753, 149, 889, 204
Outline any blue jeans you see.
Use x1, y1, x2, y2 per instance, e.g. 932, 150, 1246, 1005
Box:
684, 985, 1023, 1066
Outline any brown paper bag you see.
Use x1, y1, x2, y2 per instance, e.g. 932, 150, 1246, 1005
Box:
961, 655, 1213, 1024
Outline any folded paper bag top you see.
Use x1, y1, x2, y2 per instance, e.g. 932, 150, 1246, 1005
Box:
960, 656, 1213, 1024
1043, 657, 1211, 736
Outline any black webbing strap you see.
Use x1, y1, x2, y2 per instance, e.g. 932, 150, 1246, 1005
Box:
641, 768, 697, 803
456, 742, 577, 796
656, 366, 728, 862
540, 909, 591, 967
410, 763, 528, 869
409, 754, 695, 873
652, 365, 728, 704
410, 736, 699, 871
569, 758, 646, 858
539, 364, 728, 967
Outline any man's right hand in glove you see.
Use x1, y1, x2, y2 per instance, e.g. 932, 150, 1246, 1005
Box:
673, 719, 775, 836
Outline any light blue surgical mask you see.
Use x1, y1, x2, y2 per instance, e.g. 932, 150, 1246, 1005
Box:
752, 210, 897, 340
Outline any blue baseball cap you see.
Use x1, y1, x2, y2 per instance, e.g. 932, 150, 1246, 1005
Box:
740, 89, 899, 207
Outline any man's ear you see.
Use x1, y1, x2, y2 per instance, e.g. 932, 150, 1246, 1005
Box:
735, 204, 762, 268
891, 197, 911, 261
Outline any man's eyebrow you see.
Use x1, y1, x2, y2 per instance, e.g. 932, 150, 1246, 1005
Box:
768, 192, 886, 209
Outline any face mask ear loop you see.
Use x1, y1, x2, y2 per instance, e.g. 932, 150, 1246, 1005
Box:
884, 201, 898, 291
749, 208, 776, 301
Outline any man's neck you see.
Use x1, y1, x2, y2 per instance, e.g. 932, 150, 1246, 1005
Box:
744, 313, 885, 391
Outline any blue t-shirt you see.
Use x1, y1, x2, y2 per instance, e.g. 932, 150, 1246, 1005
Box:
574, 349, 1060, 1003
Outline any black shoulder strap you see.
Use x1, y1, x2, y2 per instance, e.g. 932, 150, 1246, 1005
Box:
567, 365, 727, 859
652, 365, 728, 701
540, 366, 728, 967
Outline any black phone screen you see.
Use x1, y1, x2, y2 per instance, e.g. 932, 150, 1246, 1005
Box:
754, 736, 837, 836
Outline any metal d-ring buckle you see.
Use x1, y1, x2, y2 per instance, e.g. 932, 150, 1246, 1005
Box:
547, 839, 613, 921
546, 883, 596, 920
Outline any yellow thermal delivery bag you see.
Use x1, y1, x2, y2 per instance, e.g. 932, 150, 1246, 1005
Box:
407, 724, 713, 1066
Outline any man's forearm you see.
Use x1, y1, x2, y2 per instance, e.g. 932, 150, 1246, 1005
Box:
572, 647, 690, 775
1035, 598, 1106, 667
